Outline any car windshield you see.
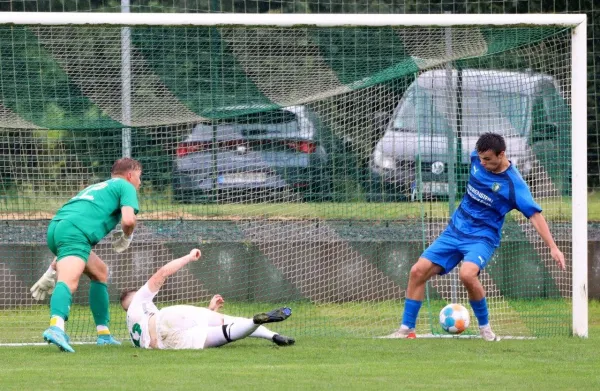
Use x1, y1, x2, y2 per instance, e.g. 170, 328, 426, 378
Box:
392, 85, 531, 137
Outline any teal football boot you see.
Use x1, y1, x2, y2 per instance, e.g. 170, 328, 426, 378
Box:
97, 334, 122, 345
43, 326, 75, 353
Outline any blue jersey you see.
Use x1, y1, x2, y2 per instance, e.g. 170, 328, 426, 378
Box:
448, 150, 542, 247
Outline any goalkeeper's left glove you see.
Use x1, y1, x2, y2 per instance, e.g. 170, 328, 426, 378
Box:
112, 230, 133, 253
30, 266, 56, 301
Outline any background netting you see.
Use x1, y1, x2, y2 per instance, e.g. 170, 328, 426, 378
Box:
0, 20, 576, 343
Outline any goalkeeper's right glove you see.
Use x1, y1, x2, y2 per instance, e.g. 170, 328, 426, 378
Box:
112, 230, 133, 253
30, 266, 56, 301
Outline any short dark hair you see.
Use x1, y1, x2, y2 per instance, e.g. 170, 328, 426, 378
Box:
476, 133, 506, 155
120, 288, 137, 305
111, 158, 142, 176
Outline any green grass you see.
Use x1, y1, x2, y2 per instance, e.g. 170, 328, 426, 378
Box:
1, 301, 599, 390
0, 299, 575, 343
2, 335, 599, 390
0, 193, 588, 221
588, 191, 600, 221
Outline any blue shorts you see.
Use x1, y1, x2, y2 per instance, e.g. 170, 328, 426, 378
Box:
421, 230, 497, 275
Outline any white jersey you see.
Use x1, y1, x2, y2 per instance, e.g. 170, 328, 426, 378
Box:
126, 282, 159, 349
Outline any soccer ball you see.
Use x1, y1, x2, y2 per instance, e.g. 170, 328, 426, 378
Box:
439, 303, 470, 334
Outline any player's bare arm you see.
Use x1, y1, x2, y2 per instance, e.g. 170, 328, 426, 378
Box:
112, 206, 137, 253
120, 205, 137, 236
529, 212, 566, 270
147, 249, 202, 293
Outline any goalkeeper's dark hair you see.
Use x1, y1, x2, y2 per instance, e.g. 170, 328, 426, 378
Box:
476, 132, 506, 155
111, 158, 142, 176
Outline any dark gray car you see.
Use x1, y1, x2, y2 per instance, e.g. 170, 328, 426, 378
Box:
172, 106, 333, 203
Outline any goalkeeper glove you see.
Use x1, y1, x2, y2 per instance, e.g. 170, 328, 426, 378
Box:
112, 230, 133, 253
30, 266, 56, 301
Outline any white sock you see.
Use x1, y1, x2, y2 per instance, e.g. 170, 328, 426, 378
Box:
223, 315, 275, 340
224, 318, 259, 340
250, 326, 276, 340
50, 316, 65, 331
204, 327, 229, 348
203, 318, 259, 348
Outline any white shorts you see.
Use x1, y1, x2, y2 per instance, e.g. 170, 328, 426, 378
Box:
156, 305, 212, 349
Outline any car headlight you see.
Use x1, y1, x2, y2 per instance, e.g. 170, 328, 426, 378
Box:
373, 149, 396, 170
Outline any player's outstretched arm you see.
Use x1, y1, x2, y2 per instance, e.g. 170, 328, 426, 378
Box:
147, 249, 202, 293
529, 212, 566, 270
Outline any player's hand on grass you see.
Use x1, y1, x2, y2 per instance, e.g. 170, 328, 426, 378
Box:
30, 266, 56, 301
189, 249, 201, 261
208, 294, 224, 312
551, 246, 566, 270
112, 230, 133, 253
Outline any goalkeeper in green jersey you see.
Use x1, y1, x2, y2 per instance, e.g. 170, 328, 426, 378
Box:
30, 158, 142, 353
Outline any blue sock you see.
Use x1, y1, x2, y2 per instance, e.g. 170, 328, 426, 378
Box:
469, 298, 489, 327
401, 299, 422, 329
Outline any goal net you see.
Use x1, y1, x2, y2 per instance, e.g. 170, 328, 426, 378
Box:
0, 13, 587, 344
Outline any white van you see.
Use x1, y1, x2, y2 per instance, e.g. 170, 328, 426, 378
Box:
368, 69, 570, 201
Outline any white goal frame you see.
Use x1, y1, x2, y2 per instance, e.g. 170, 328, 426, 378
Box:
0, 12, 587, 338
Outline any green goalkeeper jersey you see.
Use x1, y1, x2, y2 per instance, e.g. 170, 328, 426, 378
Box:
52, 178, 140, 245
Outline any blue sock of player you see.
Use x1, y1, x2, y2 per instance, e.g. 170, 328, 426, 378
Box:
401, 299, 422, 329
469, 297, 489, 327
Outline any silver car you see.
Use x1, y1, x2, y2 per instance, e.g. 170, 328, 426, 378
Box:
172, 106, 333, 203
369, 69, 570, 201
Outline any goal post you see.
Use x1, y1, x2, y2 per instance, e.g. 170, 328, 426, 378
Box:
0, 12, 587, 344
0, 12, 588, 27
571, 17, 588, 338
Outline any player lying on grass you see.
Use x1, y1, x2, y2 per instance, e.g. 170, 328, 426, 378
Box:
385, 132, 565, 341
120, 249, 294, 350
30, 158, 142, 353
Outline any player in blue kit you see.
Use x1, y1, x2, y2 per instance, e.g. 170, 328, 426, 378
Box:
385, 133, 566, 341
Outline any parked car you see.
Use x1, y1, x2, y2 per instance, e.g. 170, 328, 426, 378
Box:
367, 69, 570, 201
172, 105, 336, 203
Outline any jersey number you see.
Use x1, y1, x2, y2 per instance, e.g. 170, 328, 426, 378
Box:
130, 323, 142, 347
74, 182, 108, 201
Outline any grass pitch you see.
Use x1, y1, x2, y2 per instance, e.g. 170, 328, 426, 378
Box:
2, 301, 599, 390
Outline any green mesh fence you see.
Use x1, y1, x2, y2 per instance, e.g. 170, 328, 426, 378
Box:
0, 18, 578, 344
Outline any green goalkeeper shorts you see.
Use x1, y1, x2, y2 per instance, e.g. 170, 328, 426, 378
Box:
47, 220, 91, 263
